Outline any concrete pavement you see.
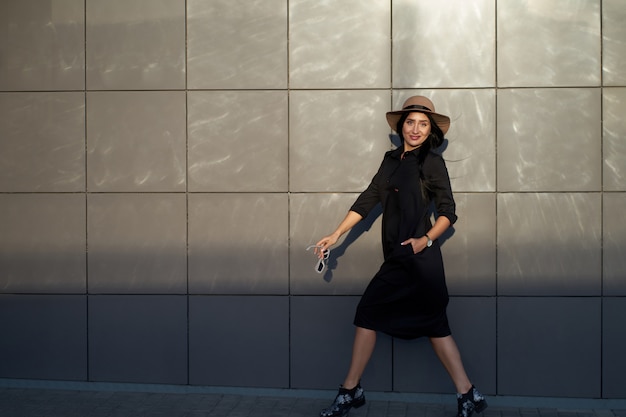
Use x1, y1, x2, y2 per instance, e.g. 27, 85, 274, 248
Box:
1, 379, 625, 417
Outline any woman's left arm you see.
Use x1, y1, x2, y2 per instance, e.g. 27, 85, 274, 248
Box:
401, 153, 456, 253
401, 215, 450, 253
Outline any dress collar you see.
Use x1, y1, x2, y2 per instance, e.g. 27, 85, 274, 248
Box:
391, 146, 419, 160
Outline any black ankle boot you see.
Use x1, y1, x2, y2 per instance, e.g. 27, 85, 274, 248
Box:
457, 385, 487, 417
319, 383, 366, 417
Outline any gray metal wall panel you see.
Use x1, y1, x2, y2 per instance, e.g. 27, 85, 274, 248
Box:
88, 295, 188, 384
188, 193, 289, 295
189, 296, 289, 388
0, 295, 87, 380
290, 0, 390, 89
188, 91, 289, 192
497, 0, 601, 87
602, 298, 626, 398
602, 0, 626, 86
497, 193, 602, 296
603, 88, 626, 191
392, 0, 496, 89
0, 1, 85, 91
86, 92, 187, 192
0, 93, 85, 192
85, 0, 185, 90
0, 194, 86, 293
498, 297, 601, 398
187, 0, 287, 89
603, 193, 626, 295
87, 194, 187, 294
497, 88, 602, 193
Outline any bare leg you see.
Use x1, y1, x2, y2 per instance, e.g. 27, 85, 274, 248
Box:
342, 326, 376, 389
429, 335, 473, 394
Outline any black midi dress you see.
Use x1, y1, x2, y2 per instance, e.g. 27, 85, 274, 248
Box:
349, 147, 457, 340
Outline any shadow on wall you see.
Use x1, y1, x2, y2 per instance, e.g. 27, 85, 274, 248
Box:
323, 203, 382, 283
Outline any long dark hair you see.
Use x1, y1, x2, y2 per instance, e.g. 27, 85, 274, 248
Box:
396, 112, 445, 196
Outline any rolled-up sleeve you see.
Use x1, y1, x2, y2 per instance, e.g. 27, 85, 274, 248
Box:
350, 181, 379, 218
423, 153, 457, 225
349, 160, 386, 218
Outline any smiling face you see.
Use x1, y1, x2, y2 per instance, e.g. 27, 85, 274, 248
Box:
402, 112, 431, 152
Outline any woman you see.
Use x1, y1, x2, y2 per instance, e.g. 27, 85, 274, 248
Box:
314, 96, 487, 417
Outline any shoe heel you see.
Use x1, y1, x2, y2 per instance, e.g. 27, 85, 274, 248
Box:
352, 396, 366, 409
474, 400, 488, 413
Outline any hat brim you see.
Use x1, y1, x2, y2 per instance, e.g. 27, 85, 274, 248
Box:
386, 110, 450, 135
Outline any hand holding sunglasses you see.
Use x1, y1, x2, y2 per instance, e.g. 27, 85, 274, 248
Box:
306, 245, 331, 274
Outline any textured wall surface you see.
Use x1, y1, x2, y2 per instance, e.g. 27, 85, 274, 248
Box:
0, 0, 625, 399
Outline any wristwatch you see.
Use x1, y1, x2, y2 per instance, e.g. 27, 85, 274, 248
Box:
425, 234, 433, 248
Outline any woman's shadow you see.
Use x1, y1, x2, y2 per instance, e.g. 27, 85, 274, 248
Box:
322, 134, 455, 282
322, 204, 381, 283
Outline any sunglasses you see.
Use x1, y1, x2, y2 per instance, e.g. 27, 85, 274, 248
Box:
306, 245, 331, 274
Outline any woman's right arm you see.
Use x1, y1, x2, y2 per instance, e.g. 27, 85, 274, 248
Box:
314, 154, 387, 256
314, 210, 363, 256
